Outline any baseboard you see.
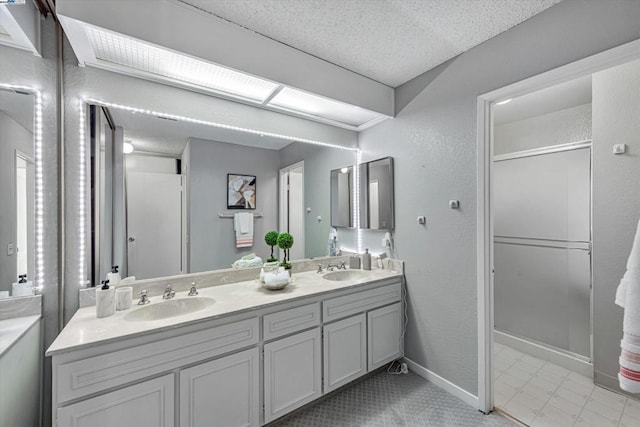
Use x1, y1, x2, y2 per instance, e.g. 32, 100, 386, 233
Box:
494, 330, 593, 378
403, 357, 479, 409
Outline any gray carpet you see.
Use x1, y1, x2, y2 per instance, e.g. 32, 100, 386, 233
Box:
270, 370, 517, 427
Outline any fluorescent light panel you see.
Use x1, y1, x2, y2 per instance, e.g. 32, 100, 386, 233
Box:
83, 24, 279, 103
268, 87, 382, 127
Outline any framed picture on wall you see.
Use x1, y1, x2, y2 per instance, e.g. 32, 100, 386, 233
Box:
227, 174, 257, 209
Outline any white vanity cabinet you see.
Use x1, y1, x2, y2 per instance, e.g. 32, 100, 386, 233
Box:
263, 328, 322, 423
57, 374, 175, 427
180, 348, 260, 427
323, 313, 367, 392
368, 302, 403, 370
50, 275, 403, 427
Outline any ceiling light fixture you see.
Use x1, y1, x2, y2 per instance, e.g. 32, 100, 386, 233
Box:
123, 142, 134, 154
495, 98, 513, 106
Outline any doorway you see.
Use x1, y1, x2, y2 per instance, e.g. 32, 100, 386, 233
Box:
279, 161, 305, 261
477, 39, 640, 422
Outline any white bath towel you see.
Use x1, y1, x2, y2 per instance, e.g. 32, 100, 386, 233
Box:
615, 216, 640, 392
234, 212, 254, 248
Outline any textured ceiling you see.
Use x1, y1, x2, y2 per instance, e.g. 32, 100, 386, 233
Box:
179, 0, 562, 87
494, 75, 592, 125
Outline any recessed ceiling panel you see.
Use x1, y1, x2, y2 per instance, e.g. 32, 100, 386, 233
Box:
269, 87, 383, 127
83, 24, 280, 103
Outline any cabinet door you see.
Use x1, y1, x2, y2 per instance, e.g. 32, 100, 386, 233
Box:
180, 348, 259, 427
368, 302, 403, 371
264, 328, 321, 423
56, 374, 174, 427
323, 313, 367, 393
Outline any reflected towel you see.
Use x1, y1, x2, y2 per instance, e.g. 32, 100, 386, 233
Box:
234, 212, 254, 248
615, 216, 640, 392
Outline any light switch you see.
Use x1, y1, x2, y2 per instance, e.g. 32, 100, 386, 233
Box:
613, 144, 627, 154
449, 200, 460, 209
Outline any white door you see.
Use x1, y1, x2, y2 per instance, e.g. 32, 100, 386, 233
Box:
180, 348, 259, 427
57, 375, 174, 427
127, 172, 182, 280
264, 328, 321, 423
323, 314, 367, 393
279, 162, 305, 261
367, 302, 403, 371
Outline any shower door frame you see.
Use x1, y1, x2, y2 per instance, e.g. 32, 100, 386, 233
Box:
475, 39, 640, 414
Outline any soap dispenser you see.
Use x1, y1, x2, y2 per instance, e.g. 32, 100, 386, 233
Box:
96, 280, 115, 318
107, 265, 121, 286
362, 249, 372, 271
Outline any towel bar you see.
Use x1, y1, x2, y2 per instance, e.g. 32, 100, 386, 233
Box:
218, 213, 263, 218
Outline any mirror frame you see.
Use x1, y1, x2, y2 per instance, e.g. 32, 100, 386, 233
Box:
0, 83, 44, 294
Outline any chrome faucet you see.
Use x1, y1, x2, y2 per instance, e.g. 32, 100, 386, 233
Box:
162, 284, 176, 300
317, 264, 324, 274
137, 290, 150, 305
326, 261, 347, 271
188, 282, 198, 296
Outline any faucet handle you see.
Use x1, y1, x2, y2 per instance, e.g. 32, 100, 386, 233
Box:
317, 264, 324, 273
138, 290, 150, 305
188, 282, 199, 296
340, 261, 346, 269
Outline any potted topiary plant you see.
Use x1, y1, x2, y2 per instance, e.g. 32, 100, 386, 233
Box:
264, 231, 279, 262
277, 232, 294, 270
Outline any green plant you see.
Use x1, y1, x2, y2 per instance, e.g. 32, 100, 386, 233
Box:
264, 231, 279, 262
277, 232, 294, 264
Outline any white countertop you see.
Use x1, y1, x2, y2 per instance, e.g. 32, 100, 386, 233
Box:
47, 269, 402, 356
0, 315, 41, 357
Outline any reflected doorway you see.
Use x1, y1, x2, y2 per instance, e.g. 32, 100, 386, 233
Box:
279, 162, 304, 261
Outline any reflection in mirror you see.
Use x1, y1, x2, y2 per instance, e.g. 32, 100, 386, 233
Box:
0, 89, 35, 298
330, 166, 353, 228
359, 157, 394, 230
87, 102, 357, 285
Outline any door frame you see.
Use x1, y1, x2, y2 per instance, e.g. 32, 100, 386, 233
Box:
476, 39, 640, 413
279, 161, 305, 259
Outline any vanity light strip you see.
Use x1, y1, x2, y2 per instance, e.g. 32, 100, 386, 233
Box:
78, 100, 87, 290
0, 84, 44, 291
83, 98, 359, 152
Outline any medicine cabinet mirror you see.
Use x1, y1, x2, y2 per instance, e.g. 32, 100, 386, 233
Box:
359, 157, 394, 230
330, 166, 354, 228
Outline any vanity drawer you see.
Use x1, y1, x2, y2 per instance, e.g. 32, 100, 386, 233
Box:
55, 317, 258, 404
323, 282, 402, 323
263, 303, 320, 341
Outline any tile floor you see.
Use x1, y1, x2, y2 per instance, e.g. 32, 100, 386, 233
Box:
271, 369, 517, 426
494, 342, 640, 427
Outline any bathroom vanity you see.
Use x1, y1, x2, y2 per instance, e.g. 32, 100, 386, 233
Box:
47, 267, 403, 427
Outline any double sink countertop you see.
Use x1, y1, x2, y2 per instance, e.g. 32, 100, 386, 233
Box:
47, 268, 402, 357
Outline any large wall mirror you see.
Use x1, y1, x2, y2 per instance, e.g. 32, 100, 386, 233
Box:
359, 157, 394, 230
0, 88, 36, 298
86, 102, 357, 285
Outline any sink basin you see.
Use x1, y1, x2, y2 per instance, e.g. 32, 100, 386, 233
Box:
124, 297, 215, 321
322, 270, 370, 282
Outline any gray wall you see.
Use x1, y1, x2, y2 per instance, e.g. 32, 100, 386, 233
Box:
187, 138, 279, 271
0, 111, 33, 293
359, 0, 640, 396
494, 104, 592, 155
592, 59, 640, 394
279, 142, 357, 257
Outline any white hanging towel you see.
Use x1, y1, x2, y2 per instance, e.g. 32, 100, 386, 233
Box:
615, 216, 640, 392
234, 212, 254, 248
